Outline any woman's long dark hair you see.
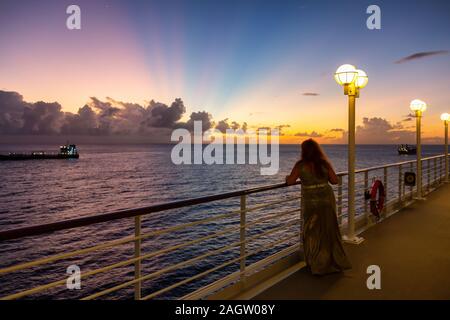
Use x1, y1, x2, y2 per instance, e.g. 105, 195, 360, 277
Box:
299, 139, 331, 178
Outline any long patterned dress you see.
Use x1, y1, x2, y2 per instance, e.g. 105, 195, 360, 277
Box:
298, 162, 351, 275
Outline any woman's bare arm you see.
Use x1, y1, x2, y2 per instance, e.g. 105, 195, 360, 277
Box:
286, 162, 301, 185
327, 162, 339, 185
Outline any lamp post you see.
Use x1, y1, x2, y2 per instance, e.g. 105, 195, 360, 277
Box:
335, 64, 368, 245
410, 99, 427, 200
441, 113, 450, 183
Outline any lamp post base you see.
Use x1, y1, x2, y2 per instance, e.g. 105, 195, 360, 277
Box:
342, 235, 364, 245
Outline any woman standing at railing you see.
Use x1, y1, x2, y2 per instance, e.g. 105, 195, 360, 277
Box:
286, 139, 351, 275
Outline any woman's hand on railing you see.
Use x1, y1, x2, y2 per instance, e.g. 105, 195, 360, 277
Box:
286, 162, 301, 185
286, 175, 300, 186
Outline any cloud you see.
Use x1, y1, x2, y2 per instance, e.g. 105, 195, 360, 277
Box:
357, 117, 415, 143
275, 124, 290, 136
247, 124, 289, 136
23, 101, 64, 135
325, 118, 418, 144
337, 117, 415, 144
213, 118, 250, 133
294, 131, 323, 138
80, 96, 185, 135
0, 90, 232, 139
61, 105, 99, 135
302, 92, 320, 96
230, 121, 240, 130
182, 111, 215, 131
148, 98, 185, 128
0, 91, 28, 134
321, 128, 346, 141
0, 90, 65, 135
215, 118, 230, 133
395, 50, 449, 64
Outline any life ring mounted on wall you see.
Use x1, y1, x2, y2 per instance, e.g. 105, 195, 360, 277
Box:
365, 179, 385, 218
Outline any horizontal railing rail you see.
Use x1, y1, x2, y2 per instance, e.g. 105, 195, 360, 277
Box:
0, 154, 448, 300
0, 182, 300, 241
354, 154, 444, 173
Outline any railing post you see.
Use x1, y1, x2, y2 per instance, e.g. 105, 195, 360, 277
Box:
337, 176, 343, 225
410, 162, 414, 200
445, 121, 449, 183
443, 156, 446, 182
398, 165, 402, 205
300, 186, 304, 246
416, 113, 424, 200
427, 159, 431, 193
402, 165, 406, 197
239, 194, 246, 286
434, 157, 437, 186
134, 215, 142, 300
383, 167, 388, 216
364, 171, 369, 218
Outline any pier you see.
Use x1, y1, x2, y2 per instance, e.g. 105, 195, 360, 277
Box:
0, 154, 448, 300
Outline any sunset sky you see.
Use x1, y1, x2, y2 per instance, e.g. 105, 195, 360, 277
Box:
1, 0, 450, 143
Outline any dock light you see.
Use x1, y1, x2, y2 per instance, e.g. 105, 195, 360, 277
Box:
335, 64, 368, 245
410, 99, 427, 200
441, 113, 449, 183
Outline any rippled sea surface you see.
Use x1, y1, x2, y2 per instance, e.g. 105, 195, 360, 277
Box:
0, 144, 444, 299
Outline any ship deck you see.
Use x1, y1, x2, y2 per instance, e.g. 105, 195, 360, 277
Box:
254, 183, 450, 300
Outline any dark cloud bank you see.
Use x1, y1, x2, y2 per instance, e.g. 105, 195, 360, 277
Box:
326, 117, 444, 144
1, 90, 439, 145
0, 90, 247, 143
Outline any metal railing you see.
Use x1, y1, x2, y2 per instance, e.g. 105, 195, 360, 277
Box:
0, 154, 448, 300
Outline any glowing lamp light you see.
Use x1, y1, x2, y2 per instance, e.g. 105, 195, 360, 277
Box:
441, 113, 450, 122
355, 69, 368, 89
334, 64, 358, 86
410, 99, 427, 113
334, 63, 368, 244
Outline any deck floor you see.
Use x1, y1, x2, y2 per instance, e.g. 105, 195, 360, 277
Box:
255, 183, 450, 300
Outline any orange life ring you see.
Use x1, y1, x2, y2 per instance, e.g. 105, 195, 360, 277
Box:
369, 180, 385, 218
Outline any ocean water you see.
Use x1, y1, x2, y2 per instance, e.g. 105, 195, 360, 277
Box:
0, 144, 444, 299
